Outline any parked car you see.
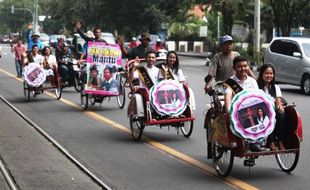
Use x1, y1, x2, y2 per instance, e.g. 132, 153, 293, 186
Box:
49, 34, 66, 48
264, 37, 310, 95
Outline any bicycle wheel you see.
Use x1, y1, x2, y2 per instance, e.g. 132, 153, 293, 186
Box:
117, 80, 126, 109
211, 142, 234, 177
55, 82, 62, 100
180, 120, 194, 138
129, 116, 144, 140
23, 81, 30, 102
74, 72, 82, 92
276, 150, 299, 172
80, 83, 88, 110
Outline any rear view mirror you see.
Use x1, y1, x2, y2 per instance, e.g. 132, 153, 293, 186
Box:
293, 52, 302, 58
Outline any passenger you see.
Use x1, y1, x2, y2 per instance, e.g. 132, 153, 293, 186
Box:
41, 46, 57, 86
160, 51, 185, 83
26, 45, 43, 66
224, 56, 263, 152
129, 50, 160, 91
257, 64, 286, 150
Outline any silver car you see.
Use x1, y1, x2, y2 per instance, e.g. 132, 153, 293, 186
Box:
264, 37, 310, 95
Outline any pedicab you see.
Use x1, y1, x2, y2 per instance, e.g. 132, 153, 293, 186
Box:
126, 59, 195, 140
80, 42, 125, 110
23, 62, 62, 101
204, 81, 302, 177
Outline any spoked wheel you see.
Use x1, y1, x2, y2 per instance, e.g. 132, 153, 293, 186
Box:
211, 142, 234, 177
117, 80, 126, 109
129, 116, 144, 140
74, 72, 82, 92
55, 79, 62, 100
80, 83, 88, 110
180, 120, 194, 138
23, 81, 30, 102
276, 149, 299, 172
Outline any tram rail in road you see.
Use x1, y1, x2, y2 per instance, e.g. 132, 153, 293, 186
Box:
0, 95, 112, 190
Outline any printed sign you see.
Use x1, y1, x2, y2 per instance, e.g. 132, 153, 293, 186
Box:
24, 63, 46, 87
230, 89, 276, 142
149, 80, 187, 116
86, 42, 122, 65
84, 42, 122, 95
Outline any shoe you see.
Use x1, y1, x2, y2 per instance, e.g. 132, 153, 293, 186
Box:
250, 143, 264, 152
269, 142, 278, 151
278, 141, 286, 150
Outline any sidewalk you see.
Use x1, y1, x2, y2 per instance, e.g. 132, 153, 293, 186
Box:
176, 51, 209, 59
0, 100, 101, 190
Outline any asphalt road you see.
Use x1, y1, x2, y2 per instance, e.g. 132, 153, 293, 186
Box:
0, 44, 309, 190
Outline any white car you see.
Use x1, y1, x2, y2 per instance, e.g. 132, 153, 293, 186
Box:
264, 37, 310, 95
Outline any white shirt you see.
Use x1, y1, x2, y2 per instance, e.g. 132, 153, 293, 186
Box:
263, 84, 282, 100
225, 75, 258, 94
32, 54, 43, 65
172, 68, 185, 82
134, 64, 160, 89
41, 55, 57, 68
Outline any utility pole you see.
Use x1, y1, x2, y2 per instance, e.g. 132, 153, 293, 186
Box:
254, 0, 260, 53
254, 0, 261, 65
33, 0, 39, 33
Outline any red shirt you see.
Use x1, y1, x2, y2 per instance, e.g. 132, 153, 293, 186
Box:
12, 44, 26, 61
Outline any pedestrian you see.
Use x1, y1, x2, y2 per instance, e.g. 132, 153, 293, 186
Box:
25, 23, 44, 50
204, 35, 255, 91
11, 38, 27, 77
117, 32, 154, 60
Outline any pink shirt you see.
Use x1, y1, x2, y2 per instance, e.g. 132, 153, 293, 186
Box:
12, 44, 27, 61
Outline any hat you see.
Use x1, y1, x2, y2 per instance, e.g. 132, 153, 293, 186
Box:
32, 32, 40, 37
220, 35, 233, 44
156, 38, 161, 43
132, 37, 136, 41
139, 33, 151, 41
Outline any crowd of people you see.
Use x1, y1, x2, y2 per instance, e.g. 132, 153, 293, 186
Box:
8, 21, 290, 153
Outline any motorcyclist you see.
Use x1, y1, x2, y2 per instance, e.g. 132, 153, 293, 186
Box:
155, 38, 164, 51
57, 42, 74, 84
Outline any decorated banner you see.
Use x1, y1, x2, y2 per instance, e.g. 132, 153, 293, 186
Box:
230, 89, 276, 142
24, 63, 46, 87
84, 42, 122, 95
87, 42, 122, 65
149, 80, 187, 116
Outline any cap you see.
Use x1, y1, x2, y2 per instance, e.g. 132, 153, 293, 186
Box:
156, 38, 161, 43
220, 35, 233, 44
32, 32, 40, 37
139, 32, 151, 41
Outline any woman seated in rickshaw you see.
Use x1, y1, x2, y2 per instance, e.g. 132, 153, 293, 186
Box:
40, 46, 58, 86
160, 51, 185, 83
257, 64, 286, 150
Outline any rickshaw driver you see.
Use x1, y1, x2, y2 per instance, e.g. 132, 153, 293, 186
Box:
223, 56, 266, 152
117, 33, 154, 60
